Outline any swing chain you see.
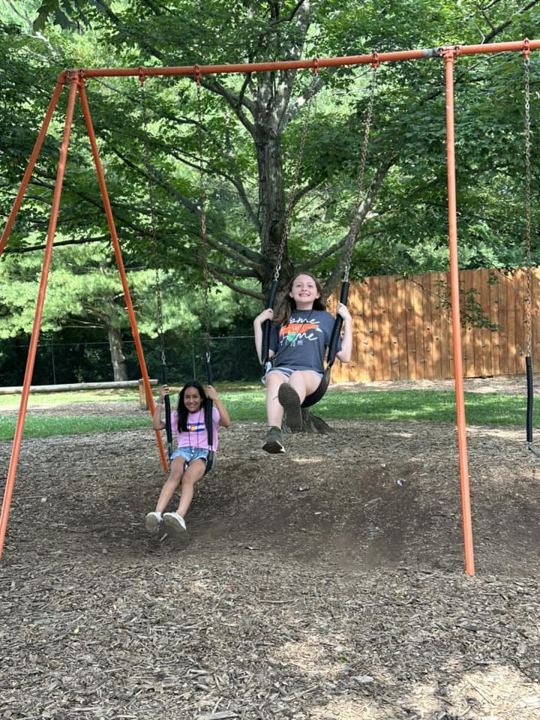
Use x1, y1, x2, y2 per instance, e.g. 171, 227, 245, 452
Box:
343, 62, 378, 283
273, 63, 320, 283
196, 77, 212, 361
524, 45, 532, 357
139, 74, 166, 366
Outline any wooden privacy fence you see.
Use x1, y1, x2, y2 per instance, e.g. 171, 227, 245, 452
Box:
329, 267, 540, 383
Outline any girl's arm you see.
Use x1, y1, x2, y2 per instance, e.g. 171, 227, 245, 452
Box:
152, 385, 168, 430
253, 308, 275, 364
336, 304, 353, 363
206, 386, 231, 427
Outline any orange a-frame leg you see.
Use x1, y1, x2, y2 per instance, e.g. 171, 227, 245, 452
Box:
444, 49, 475, 576
0, 76, 66, 258
0, 77, 79, 563
77, 79, 167, 470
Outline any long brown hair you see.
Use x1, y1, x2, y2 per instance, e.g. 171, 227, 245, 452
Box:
273, 272, 326, 325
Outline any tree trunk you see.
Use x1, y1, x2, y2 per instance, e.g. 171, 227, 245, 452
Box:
254, 119, 294, 297
282, 407, 334, 435
108, 325, 128, 381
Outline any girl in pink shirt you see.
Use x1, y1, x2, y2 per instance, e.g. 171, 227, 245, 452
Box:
146, 381, 230, 536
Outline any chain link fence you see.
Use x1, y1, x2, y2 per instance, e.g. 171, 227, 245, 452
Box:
0, 335, 261, 387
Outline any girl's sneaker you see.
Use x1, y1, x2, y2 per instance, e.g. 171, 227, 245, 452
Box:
278, 384, 303, 432
262, 426, 285, 454
163, 512, 187, 536
145, 511, 162, 534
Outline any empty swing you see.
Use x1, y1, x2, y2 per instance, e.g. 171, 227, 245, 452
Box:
522, 45, 540, 457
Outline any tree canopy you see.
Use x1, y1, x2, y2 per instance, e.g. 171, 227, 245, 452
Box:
1, 0, 539, 380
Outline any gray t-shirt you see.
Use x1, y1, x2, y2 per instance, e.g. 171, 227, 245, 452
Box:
269, 310, 340, 372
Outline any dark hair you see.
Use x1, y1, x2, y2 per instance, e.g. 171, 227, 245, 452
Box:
176, 381, 208, 433
273, 272, 326, 325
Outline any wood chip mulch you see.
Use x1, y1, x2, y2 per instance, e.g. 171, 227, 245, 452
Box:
1, 398, 540, 719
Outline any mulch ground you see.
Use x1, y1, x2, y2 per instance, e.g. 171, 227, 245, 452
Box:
1, 378, 540, 719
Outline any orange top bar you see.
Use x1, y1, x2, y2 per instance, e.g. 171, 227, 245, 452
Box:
75, 39, 540, 79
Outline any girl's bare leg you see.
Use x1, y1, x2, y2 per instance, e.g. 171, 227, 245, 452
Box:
265, 370, 322, 426
288, 370, 323, 402
177, 459, 207, 518
155, 456, 186, 513
265, 371, 288, 426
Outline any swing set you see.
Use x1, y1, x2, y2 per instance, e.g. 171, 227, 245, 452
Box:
0, 39, 539, 575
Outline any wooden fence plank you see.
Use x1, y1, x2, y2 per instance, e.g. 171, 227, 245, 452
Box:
380, 276, 393, 381
471, 269, 487, 377
489, 270, 501, 377
357, 280, 373, 382
515, 269, 527, 376
403, 278, 417, 380
532, 269, 540, 364
507, 271, 518, 376
430, 272, 444, 380
370, 276, 383, 381
460, 271, 473, 377
413, 276, 426, 380
497, 272, 510, 376
428, 273, 442, 381
479, 270, 493, 377
420, 274, 432, 381
394, 277, 406, 380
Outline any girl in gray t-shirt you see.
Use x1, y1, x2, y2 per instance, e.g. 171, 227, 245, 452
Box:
253, 272, 352, 454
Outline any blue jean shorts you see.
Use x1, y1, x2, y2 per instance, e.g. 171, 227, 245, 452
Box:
171, 447, 209, 466
263, 366, 324, 384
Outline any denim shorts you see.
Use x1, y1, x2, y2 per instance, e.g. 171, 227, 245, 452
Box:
170, 447, 209, 466
263, 366, 324, 384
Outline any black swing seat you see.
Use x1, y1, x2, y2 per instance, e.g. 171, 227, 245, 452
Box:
166, 449, 215, 474
204, 450, 216, 475
203, 401, 216, 475
525, 356, 540, 458
301, 309, 344, 408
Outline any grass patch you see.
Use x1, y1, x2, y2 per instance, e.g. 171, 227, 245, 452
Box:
0, 389, 140, 408
225, 389, 533, 426
0, 415, 149, 440
319, 390, 532, 426
0, 388, 534, 441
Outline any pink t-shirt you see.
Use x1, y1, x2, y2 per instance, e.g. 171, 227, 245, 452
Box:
171, 407, 220, 451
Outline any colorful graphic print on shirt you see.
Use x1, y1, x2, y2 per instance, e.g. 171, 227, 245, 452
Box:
279, 317, 323, 347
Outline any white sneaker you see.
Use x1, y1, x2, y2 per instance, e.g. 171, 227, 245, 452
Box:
163, 512, 187, 536
145, 511, 162, 534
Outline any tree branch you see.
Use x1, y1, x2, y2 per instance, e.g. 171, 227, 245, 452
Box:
483, 0, 540, 42
201, 76, 256, 133
208, 267, 263, 300
160, 142, 260, 233
318, 158, 395, 300
206, 261, 259, 279
5, 236, 109, 254
112, 148, 261, 267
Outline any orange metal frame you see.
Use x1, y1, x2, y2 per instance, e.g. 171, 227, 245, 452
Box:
1, 39, 538, 571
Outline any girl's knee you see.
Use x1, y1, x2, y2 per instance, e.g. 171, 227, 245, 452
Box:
266, 376, 284, 392
181, 476, 197, 492
183, 463, 205, 485
167, 474, 182, 489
